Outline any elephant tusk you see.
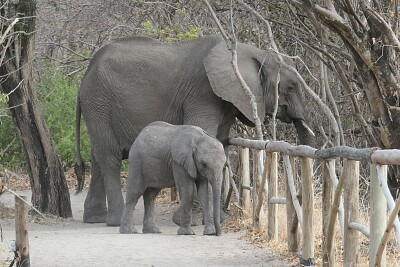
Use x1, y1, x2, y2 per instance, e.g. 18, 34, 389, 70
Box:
301, 120, 315, 137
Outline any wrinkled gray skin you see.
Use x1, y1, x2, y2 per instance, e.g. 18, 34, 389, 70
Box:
76, 35, 315, 226
119, 122, 225, 236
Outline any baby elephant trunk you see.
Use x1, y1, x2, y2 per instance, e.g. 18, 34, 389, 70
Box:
211, 175, 222, 236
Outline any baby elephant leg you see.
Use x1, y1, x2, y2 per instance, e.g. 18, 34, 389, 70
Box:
142, 188, 161, 233
177, 181, 195, 235
197, 180, 216, 235
119, 182, 143, 234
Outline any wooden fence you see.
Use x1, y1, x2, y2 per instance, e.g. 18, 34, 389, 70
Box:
226, 138, 400, 267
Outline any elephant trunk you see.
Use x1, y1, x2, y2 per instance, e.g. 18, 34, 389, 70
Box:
211, 175, 222, 236
293, 119, 315, 147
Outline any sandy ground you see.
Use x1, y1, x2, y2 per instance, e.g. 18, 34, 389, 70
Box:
0, 190, 292, 267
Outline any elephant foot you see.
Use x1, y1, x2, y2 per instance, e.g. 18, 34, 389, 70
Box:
173, 207, 230, 226
83, 211, 107, 224
172, 206, 202, 226
106, 215, 122, 226
177, 226, 195, 235
142, 224, 161, 234
106, 208, 124, 226
119, 225, 138, 234
203, 225, 216, 236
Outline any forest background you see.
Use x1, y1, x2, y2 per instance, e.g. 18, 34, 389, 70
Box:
1, 0, 399, 214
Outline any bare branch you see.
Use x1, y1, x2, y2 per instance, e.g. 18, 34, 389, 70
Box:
343, 0, 368, 32
3, 185, 47, 219
359, 0, 400, 52
202, 0, 231, 47
375, 195, 400, 265
308, 42, 379, 145
238, 0, 283, 62
240, 0, 340, 145
272, 68, 280, 141
203, 0, 263, 140
0, 18, 19, 45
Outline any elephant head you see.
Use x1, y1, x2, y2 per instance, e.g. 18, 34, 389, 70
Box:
204, 40, 315, 146
170, 127, 226, 236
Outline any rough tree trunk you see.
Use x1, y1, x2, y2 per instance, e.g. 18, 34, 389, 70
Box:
0, 0, 72, 217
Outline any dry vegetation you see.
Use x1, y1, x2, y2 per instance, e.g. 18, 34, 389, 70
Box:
220, 164, 400, 267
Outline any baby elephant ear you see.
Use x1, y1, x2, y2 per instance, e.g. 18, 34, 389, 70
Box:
170, 133, 197, 178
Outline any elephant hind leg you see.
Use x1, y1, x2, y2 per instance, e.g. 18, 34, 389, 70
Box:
142, 188, 161, 234
119, 185, 143, 234
83, 151, 107, 223
172, 187, 203, 227
86, 121, 125, 226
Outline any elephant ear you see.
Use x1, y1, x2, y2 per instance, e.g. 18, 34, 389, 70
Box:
170, 130, 198, 178
203, 40, 266, 123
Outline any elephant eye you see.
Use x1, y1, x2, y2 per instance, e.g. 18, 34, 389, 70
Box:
202, 162, 207, 168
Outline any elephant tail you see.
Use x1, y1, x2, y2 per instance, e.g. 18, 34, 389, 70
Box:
74, 95, 85, 194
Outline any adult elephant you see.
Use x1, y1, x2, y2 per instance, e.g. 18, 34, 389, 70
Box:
75, 34, 315, 226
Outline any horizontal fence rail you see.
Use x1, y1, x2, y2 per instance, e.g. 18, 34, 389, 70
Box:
226, 137, 400, 267
228, 138, 400, 164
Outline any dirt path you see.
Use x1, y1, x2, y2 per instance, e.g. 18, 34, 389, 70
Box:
0, 190, 292, 267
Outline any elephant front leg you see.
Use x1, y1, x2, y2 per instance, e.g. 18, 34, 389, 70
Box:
177, 181, 195, 235
197, 179, 216, 235
142, 188, 161, 233
83, 152, 107, 223
172, 189, 202, 226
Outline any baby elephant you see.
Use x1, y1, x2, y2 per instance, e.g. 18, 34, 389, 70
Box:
119, 121, 226, 236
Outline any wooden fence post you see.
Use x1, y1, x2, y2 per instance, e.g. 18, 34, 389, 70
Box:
370, 164, 387, 267
252, 150, 259, 227
239, 147, 251, 219
268, 152, 278, 241
325, 161, 346, 267
285, 156, 299, 252
343, 160, 359, 267
256, 150, 266, 229
327, 160, 344, 239
301, 157, 314, 266
254, 152, 269, 229
15, 195, 30, 267
322, 160, 335, 267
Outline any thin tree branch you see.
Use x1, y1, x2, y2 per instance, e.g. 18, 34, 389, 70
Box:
272, 68, 280, 141
359, 0, 400, 52
3, 185, 47, 219
203, 0, 263, 140
344, 0, 368, 32
202, 0, 231, 47
375, 195, 400, 265
240, 0, 340, 145
0, 18, 19, 45
308, 42, 380, 146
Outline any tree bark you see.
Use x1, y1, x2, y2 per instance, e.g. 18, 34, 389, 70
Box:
0, 0, 72, 217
